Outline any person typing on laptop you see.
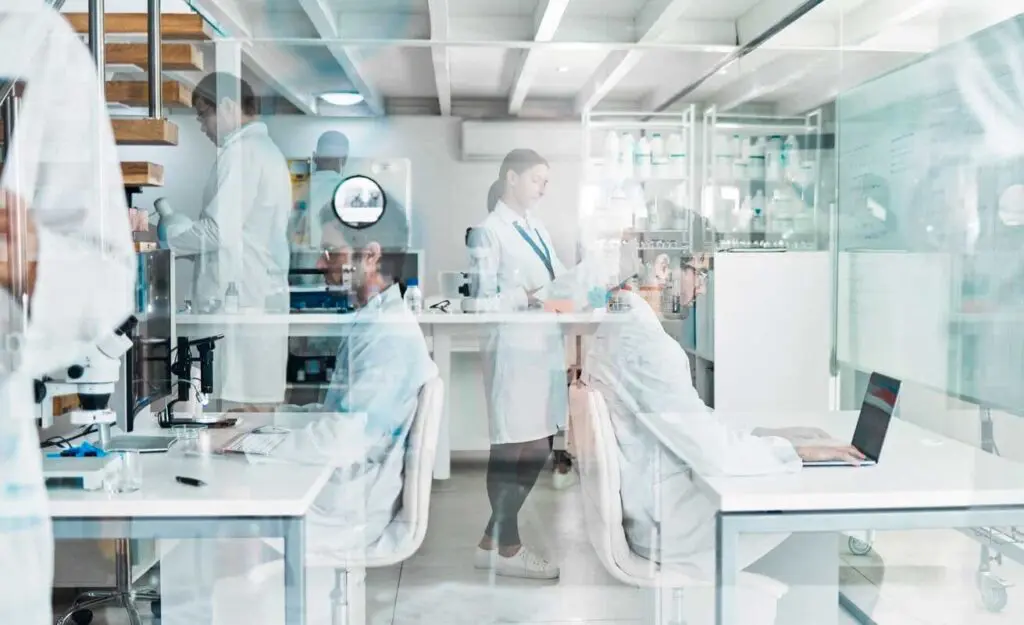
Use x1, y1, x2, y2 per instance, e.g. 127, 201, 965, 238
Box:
545, 222, 864, 592
160, 218, 437, 625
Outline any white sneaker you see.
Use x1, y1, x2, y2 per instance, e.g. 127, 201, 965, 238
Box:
552, 468, 579, 490
476, 546, 559, 580
474, 546, 496, 570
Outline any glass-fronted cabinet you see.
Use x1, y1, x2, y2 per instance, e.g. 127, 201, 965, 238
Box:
701, 107, 825, 251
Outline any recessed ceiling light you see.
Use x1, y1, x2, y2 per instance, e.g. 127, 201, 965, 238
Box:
320, 91, 365, 106
557, 66, 570, 73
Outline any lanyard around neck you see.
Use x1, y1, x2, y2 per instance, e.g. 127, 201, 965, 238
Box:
513, 222, 555, 282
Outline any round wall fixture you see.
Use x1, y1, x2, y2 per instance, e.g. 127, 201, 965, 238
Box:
332, 175, 386, 229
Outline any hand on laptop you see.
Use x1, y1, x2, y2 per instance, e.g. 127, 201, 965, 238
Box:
796, 445, 866, 466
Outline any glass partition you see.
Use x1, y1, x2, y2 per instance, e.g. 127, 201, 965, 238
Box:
835, 12, 1024, 424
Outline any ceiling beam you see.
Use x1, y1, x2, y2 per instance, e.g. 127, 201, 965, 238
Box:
509, 0, 571, 115
187, 0, 317, 115
574, 0, 694, 114
700, 0, 936, 112
297, 0, 384, 115
775, 52, 917, 115
840, 0, 937, 47
428, 0, 452, 116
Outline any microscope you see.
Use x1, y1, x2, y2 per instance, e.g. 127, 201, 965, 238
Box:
36, 316, 138, 449
439, 227, 501, 313
162, 334, 224, 426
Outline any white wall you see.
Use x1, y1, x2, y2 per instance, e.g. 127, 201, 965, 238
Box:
120, 115, 583, 302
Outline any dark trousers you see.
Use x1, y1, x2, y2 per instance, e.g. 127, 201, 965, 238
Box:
483, 435, 554, 548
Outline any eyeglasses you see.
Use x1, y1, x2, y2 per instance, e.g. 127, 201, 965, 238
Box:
683, 264, 709, 286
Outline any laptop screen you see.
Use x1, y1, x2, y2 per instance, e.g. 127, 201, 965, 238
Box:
851, 373, 902, 462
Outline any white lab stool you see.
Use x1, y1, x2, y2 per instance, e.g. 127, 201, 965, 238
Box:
573, 388, 788, 625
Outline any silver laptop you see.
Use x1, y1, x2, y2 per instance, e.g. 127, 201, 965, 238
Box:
804, 372, 901, 467
106, 435, 177, 453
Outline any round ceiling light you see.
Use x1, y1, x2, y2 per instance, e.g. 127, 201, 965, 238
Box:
320, 91, 366, 106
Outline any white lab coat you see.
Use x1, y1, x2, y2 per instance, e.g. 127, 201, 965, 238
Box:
170, 122, 291, 404
586, 292, 800, 578
160, 285, 437, 625
0, 4, 134, 624
477, 201, 568, 444
305, 169, 341, 250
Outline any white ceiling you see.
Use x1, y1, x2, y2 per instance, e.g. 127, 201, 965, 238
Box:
101, 0, 1024, 117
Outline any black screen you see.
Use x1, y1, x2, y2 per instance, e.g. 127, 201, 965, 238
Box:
851, 372, 902, 462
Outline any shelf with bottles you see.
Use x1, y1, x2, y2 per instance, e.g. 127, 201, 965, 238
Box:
582, 108, 698, 196
701, 106, 825, 251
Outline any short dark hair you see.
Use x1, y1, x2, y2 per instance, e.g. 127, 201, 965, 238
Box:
192, 72, 258, 115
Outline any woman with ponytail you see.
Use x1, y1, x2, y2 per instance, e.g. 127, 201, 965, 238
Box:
471, 149, 566, 580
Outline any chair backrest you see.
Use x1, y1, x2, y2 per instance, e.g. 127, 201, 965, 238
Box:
363, 375, 444, 567
573, 388, 660, 585
574, 388, 790, 603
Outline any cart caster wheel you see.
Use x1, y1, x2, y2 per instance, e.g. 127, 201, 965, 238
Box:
978, 575, 1009, 613
70, 609, 93, 625
848, 536, 872, 556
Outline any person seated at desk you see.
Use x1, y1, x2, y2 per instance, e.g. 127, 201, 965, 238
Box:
584, 253, 864, 579
160, 218, 437, 625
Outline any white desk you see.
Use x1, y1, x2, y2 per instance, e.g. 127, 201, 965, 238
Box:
49, 444, 334, 625
177, 310, 613, 479
636, 410, 1024, 625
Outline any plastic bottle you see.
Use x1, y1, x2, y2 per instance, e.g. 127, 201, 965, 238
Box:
751, 190, 767, 234
224, 282, 240, 314
667, 132, 686, 179
748, 137, 766, 179
766, 136, 782, 181
404, 278, 424, 314
782, 135, 800, 179
636, 135, 653, 180
620, 133, 636, 180
154, 198, 192, 249
603, 130, 620, 180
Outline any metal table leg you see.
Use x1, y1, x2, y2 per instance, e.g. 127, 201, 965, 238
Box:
715, 513, 739, 625
283, 517, 307, 625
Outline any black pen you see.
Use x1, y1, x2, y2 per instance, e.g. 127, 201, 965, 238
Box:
175, 476, 206, 488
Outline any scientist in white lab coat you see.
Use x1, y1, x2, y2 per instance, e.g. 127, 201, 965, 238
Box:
305, 130, 348, 249
167, 72, 291, 409
161, 217, 437, 625
473, 149, 566, 580
0, 3, 134, 625
581, 250, 864, 621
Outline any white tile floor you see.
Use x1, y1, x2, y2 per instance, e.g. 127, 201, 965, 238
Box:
54, 463, 1024, 624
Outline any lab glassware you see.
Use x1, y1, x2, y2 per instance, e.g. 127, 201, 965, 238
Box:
104, 450, 143, 494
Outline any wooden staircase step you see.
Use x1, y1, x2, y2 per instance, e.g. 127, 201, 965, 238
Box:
106, 80, 192, 108
111, 119, 179, 146
106, 43, 204, 72
121, 162, 165, 187
66, 13, 212, 40
1, 119, 179, 146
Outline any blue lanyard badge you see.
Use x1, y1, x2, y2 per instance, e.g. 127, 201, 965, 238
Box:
513, 222, 555, 281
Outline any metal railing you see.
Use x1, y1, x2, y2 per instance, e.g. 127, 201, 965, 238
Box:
0, 0, 164, 117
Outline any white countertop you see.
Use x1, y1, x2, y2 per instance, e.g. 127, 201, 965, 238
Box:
48, 421, 334, 519
175, 310, 620, 338
639, 410, 1024, 514
177, 310, 612, 325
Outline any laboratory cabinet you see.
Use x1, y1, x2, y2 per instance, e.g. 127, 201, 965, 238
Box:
698, 251, 832, 412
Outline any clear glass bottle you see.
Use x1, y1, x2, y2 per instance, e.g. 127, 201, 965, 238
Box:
224, 282, 240, 314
